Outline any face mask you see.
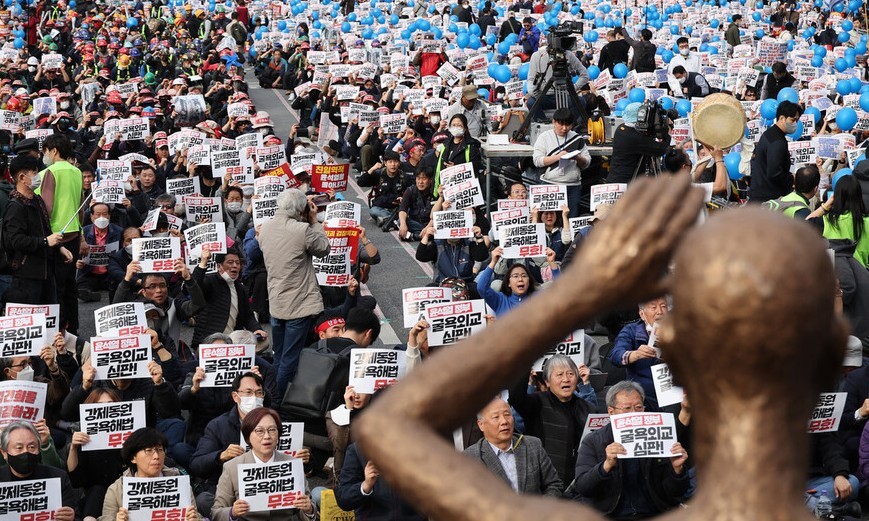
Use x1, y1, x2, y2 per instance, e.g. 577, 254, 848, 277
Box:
678, 76, 687, 85
28, 66, 35, 72
784, 121, 798, 134
59, 101, 70, 109
15, 365, 34, 382
430, 115, 440, 125
449, 126, 465, 137
220, 270, 236, 282
174, 203, 185, 216
259, 128, 271, 136
94, 217, 110, 229
152, 231, 169, 237
42, 153, 53, 167
227, 201, 242, 213
6, 451, 39, 476
123, 181, 134, 192
237, 395, 263, 414
28, 174, 41, 190
680, 48, 689, 56
125, 245, 133, 255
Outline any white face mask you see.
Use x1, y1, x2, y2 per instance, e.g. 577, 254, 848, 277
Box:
42, 153, 54, 167
152, 231, 169, 237
123, 181, 135, 192
449, 126, 465, 137
59, 101, 70, 109
28, 173, 42, 190
124, 245, 133, 255
238, 395, 264, 414
678, 76, 687, 85
93, 217, 110, 229
679, 48, 690, 56
220, 270, 236, 282
28, 66, 36, 72
226, 201, 243, 213
258, 128, 271, 135
430, 115, 440, 125
15, 365, 34, 382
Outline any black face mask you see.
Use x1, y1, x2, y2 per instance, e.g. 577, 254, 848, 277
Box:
6, 451, 39, 476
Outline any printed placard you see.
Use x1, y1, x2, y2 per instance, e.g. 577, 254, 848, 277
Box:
401, 287, 452, 328
349, 349, 407, 393
184, 196, 223, 224
236, 133, 264, 151
379, 113, 406, 134
529, 184, 567, 212
277, 422, 305, 457
324, 201, 362, 226
166, 177, 202, 198
756, 40, 787, 67
31, 97, 56, 116
92, 180, 126, 204
531, 329, 585, 372
0, 109, 20, 132
252, 197, 279, 226
123, 475, 191, 521
0, 380, 47, 426
237, 459, 305, 512
184, 222, 228, 258
254, 175, 289, 198
255, 145, 288, 170
313, 249, 352, 287
500, 223, 547, 259
442, 178, 484, 209
568, 216, 594, 237
198, 344, 256, 387
0, 313, 47, 358
813, 136, 842, 160
808, 392, 847, 433
425, 299, 487, 347
788, 141, 816, 173
91, 334, 152, 380
132, 237, 181, 273
590, 183, 627, 211
82, 242, 119, 267
433, 210, 475, 240
439, 163, 475, 187
323, 225, 361, 261
611, 412, 678, 458
24, 129, 53, 150
490, 207, 530, 237
651, 363, 684, 407
581, 413, 611, 441
497, 199, 529, 211
4, 304, 59, 340
228, 102, 249, 118
0, 478, 60, 519
79, 400, 146, 451
311, 163, 350, 192
94, 302, 147, 337
119, 117, 151, 142
97, 160, 132, 182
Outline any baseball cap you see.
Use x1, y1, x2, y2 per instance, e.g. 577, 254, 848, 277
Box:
462, 84, 479, 100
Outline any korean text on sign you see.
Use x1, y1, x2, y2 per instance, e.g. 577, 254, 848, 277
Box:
401, 287, 452, 328
531, 330, 585, 372
0, 380, 47, 427
123, 475, 191, 521
79, 400, 147, 451
198, 344, 256, 387
0, 313, 47, 358
94, 302, 147, 337
808, 392, 847, 433
424, 299, 487, 347
611, 412, 678, 458
237, 459, 305, 512
349, 349, 408, 393
91, 334, 152, 381
0, 478, 60, 519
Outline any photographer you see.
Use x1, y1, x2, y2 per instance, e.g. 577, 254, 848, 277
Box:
607, 102, 670, 184
526, 24, 589, 123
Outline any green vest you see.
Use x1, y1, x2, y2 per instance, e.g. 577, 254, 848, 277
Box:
433, 145, 471, 197
823, 211, 869, 268
780, 192, 809, 218
36, 161, 83, 233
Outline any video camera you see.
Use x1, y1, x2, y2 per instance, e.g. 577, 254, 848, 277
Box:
635, 100, 679, 141
547, 21, 581, 54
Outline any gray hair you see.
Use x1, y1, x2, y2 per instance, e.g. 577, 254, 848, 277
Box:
542, 354, 578, 383
155, 193, 176, 206
605, 381, 645, 408
277, 189, 308, 220
230, 330, 257, 345
0, 421, 39, 452
203, 333, 233, 344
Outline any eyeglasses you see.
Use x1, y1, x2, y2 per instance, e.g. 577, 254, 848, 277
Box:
9, 360, 31, 369
253, 427, 279, 438
612, 405, 646, 413
235, 389, 266, 398
141, 447, 165, 456
144, 283, 168, 291
159, 204, 174, 210
509, 273, 529, 280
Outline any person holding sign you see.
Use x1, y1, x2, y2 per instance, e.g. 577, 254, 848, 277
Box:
101, 427, 200, 521
0, 421, 76, 521
478, 247, 555, 315
572, 381, 689, 518
77, 202, 124, 303
211, 407, 316, 521
416, 223, 489, 291
3, 155, 73, 304
432, 114, 483, 198
608, 298, 667, 409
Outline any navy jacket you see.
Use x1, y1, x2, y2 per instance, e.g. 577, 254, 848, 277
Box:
749, 124, 793, 203
80, 223, 123, 276
189, 407, 243, 487
608, 320, 660, 409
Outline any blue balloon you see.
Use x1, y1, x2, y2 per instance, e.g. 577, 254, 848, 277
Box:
839, 32, 850, 43
13, 37, 23, 49
477, 88, 489, 99
837, 107, 858, 131
832, 169, 853, 189
837, 79, 852, 96
469, 23, 480, 35
587, 65, 600, 80
804, 106, 821, 125
585, 31, 598, 43
628, 88, 645, 103
342, 21, 352, 33
457, 33, 469, 49
754, 29, 764, 39
842, 20, 854, 32
433, 27, 443, 39
710, 19, 719, 28
518, 63, 530, 80
497, 41, 510, 54
676, 99, 692, 117
849, 77, 862, 94
615, 98, 630, 112
486, 33, 496, 45
277, 20, 287, 31
660, 97, 674, 111
812, 55, 824, 67
661, 50, 674, 63
126, 17, 138, 28
613, 63, 628, 78
724, 151, 742, 180
708, 46, 719, 55
487, 63, 499, 79
495, 65, 512, 83
752, 11, 761, 21
469, 37, 482, 50
418, 19, 431, 31
669, 25, 679, 35
777, 87, 798, 104
401, 29, 412, 39
759, 99, 778, 120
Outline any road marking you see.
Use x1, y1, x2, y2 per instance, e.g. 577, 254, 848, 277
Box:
360, 282, 402, 345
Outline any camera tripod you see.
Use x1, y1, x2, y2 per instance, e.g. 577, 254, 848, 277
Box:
513, 52, 589, 142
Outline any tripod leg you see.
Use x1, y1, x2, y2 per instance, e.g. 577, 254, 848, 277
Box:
513, 75, 558, 141
564, 80, 589, 133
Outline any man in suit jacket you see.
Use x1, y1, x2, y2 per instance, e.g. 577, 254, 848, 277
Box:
464, 397, 562, 496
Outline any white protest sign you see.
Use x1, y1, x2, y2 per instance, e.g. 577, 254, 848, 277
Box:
531, 330, 585, 372
255, 145, 288, 170
166, 177, 202, 198
123, 475, 192, 521
439, 163, 475, 187
94, 302, 147, 337
568, 216, 594, 237
313, 249, 352, 287
97, 160, 132, 182
0, 313, 47, 358
254, 175, 290, 198
24, 129, 53, 150
132, 237, 181, 272
277, 422, 305, 457
425, 299, 487, 347
808, 392, 847, 433
401, 287, 452, 328
529, 184, 568, 212
490, 207, 530, 237
79, 400, 147, 451
590, 183, 627, 211
500, 223, 547, 259
184, 222, 227, 258
0, 478, 61, 519
184, 196, 223, 224
379, 113, 405, 134
349, 348, 408, 393
442, 178, 484, 209
581, 413, 611, 442
91, 334, 152, 380
236, 133, 264, 151
651, 363, 684, 407
237, 459, 305, 512
4, 304, 59, 340
324, 201, 362, 226
252, 197, 279, 227
198, 344, 256, 387
788, 141, 816, 173
0, 110, 19, 132
433, 210, 475, 239
228, 102, 250, 118
119, 117, 151, 142
92, 180, 126, 204
611, 412, 679, 458
82, 241, 119, 267
497, 199, 529, 211
0, 380, 47, 426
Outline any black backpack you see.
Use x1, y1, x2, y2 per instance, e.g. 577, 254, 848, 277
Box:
279, 339, 355, 420
634, 43, 656, 73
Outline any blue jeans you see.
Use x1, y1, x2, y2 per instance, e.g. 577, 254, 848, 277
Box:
271, 316, 314, 393
368, 206, 393, 222
566, 184, 582, 219
805, 474, 859, 511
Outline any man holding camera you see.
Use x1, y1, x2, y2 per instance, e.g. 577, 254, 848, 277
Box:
607, 102, 671, 184
526, 25, 589, 123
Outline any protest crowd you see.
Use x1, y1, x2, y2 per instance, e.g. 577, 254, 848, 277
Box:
0, 0, 868, 518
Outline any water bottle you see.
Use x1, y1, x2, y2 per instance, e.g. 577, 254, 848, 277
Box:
815, 489, 833, 519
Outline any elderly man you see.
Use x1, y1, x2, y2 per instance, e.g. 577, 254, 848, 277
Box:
573, 381, 689, 519
258, 189, 330, 391
608, 297, 667, 409
464, 397, 562, 496
0, 421, 77, 521
445, 84, 489, 140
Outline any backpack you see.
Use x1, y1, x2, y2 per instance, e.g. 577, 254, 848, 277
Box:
762, 196, 807, 215
279, 339, 355, 420
634, 43, 656, 73
229, 22, 248, 45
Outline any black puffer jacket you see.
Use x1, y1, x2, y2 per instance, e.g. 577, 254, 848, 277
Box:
2, 193, 54, 279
